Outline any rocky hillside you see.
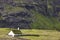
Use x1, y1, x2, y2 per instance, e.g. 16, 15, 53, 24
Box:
0, 0, 60, 30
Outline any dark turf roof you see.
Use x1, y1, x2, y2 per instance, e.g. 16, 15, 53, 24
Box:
12, 30, 22, 34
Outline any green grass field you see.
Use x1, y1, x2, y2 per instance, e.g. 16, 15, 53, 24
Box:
0, 28, 60, 40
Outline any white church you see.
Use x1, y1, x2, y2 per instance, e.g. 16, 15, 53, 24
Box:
8, 27, 22, 37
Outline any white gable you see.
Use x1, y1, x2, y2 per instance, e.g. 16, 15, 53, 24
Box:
17, 27, 19, 30
8, 31, 15, 37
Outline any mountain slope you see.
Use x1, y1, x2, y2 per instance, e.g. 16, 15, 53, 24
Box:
0, 0, 60, 30
30, 10, 60, 30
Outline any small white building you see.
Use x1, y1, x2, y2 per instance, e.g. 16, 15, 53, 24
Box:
8, 28, 22, 37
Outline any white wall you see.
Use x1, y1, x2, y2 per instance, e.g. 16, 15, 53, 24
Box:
8, 31, 15, 37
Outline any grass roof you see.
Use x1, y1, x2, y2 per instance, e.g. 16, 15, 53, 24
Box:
12, 30, 22, 34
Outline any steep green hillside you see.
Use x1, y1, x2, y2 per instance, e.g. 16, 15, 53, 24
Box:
31, 10, 60, 30
0, 0, 60, 30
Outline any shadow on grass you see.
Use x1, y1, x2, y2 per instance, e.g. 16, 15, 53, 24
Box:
20, 34, 40, 37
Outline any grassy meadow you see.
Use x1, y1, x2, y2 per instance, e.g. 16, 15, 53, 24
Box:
0, 28, 60, 40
